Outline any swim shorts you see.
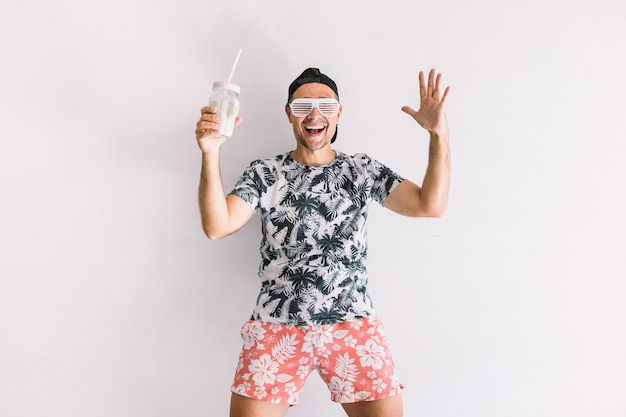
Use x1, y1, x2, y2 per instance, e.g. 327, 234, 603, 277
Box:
231, 315, 404, 405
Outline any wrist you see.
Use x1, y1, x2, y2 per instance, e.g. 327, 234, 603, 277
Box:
429, 128, 449, 143
200, 138, 224, 155
201, 146, 221, 160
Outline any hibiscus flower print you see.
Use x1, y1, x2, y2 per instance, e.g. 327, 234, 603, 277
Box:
284, 381, 298, 396
328, 376, 355, 403
241, 321, 266, 349
372, 377, 387, 394
344, 335, 357, 348
296, 364, 310, 380
302, 326, 333, 353
232, 383, 248, 396
254, 385, 268, 399
356, 339, 387, 370
249, 354, 279, 386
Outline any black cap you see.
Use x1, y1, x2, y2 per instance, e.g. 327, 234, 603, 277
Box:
287, 68, 340, 143
288, 68, 339, 102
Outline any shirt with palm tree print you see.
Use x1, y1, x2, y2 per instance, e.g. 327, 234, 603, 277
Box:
229, 151, 405, 325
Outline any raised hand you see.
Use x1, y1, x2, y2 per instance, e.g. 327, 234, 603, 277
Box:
401, 68, 450, 137
195, 106, 243, 153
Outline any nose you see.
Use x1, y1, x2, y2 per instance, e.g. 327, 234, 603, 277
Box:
306, 107, 323, 118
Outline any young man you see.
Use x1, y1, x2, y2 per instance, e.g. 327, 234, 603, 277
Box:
195, 67, 450, 417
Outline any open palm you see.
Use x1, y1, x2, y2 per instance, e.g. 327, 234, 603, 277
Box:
402, 68, 450, 136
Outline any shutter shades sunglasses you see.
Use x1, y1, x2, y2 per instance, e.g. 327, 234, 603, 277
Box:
288, 98, 340, 118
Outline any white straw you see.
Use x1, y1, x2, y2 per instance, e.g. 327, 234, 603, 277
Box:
227, 49, 242, 83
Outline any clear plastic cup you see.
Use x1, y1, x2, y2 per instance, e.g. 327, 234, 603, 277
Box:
208, 81, 240, 139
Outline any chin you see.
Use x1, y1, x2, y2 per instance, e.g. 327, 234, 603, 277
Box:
300, 138, 331, 151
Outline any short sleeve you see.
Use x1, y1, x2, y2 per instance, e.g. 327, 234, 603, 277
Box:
228, 158, 280, 211
366, 155, 405, 204
228, 160, 262, 211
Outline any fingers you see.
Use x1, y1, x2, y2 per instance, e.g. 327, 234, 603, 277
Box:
428, 68, 435, 97
419, 68, 450, 103
196, 106, 220, 137
400, 105, 417, 117
434, 72, 441, 96
418, 71, 426, 98
418, 69, 435, 98
440, 86, 451, 107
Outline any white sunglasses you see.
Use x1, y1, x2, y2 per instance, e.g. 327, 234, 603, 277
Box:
288, 98, 340, 117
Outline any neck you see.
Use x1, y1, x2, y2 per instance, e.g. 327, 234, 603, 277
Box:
290, 146, 337, 166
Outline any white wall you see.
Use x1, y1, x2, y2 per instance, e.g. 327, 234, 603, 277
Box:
1, 0, 625, 416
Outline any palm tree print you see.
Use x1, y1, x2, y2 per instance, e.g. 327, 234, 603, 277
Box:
229, 152, 404, 325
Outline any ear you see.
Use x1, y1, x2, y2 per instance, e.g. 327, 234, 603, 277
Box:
285, 105, 293, 124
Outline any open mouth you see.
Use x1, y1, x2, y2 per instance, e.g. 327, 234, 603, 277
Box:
304, 124, 326, 135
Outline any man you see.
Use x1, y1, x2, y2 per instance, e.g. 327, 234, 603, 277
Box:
195, 67, 450, 417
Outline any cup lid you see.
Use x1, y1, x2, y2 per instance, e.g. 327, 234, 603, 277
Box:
212, 81, 240, 94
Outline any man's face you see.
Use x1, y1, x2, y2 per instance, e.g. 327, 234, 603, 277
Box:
285, 83, 342, 151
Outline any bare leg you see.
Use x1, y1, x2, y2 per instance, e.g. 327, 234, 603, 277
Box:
341, 393, 403, 417
229, 392, 290, 417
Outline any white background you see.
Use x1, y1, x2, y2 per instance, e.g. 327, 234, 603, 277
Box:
1, 0, 625, 416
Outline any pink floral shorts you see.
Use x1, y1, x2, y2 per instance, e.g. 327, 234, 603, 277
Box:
231, 315, 404, 405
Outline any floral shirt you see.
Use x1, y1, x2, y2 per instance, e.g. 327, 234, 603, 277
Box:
229, 151, 404, 325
